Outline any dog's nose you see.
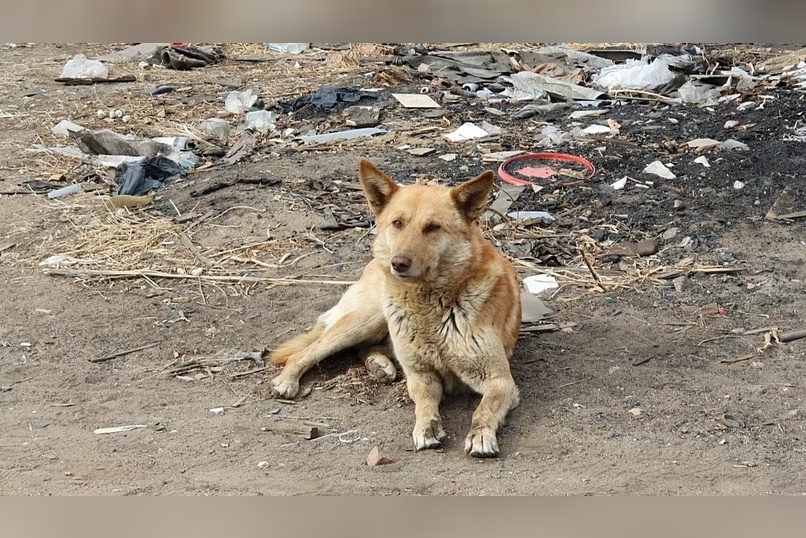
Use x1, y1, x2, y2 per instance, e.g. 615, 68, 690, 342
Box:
391, 255, 412, 274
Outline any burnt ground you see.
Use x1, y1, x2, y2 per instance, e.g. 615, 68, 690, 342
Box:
0, 43, 805, 495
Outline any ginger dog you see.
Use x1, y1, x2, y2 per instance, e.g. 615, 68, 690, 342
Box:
270, 160, 521, 457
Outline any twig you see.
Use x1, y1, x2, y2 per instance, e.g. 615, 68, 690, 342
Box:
720, 353, 756, 364
780, 328, 806, 343
41, 267, 355, 286
230, 366, 268, 379
180, 232, 214, 267
556, 380, 583, 389
696, 335, 740, 347
89, 342, 160, 363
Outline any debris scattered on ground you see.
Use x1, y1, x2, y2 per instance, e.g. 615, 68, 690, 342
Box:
642, 160, 676, 179
392, 93, 440, 108
262, 422, 319, 440
94, 424, 148, 435
148, 45, 225, 70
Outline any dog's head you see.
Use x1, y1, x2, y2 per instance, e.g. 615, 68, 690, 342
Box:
358, 159, 494, 282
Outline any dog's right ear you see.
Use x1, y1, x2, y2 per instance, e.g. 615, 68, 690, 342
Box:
359, 159, 399, 215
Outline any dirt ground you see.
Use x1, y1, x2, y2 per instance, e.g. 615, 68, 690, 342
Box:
1, 43, 805, 496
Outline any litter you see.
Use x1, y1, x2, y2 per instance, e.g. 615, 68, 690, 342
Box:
523, 274, 560, 295
593, 58, 675, 91
498, 152, 596, 187
582, 124, 615, 135
677, 81, 722, 104
95, 43, 168, 63
199, 118, 231, 138
506, 211, 555, 224
734, 181, 745, 190
686, 138, 722, 149
245, 110, 275, 133
611, 177, 628, 190
570, 109, 608, 119
47, 184, 81, 199
720, 139, 749, 150
115, 155, 186, 196
282, 85, 378, 113
148, 45, 224, 70
392, 93, 440, 108
642, 160, 676, 179
94, 424, 148, 435
694, 156, 711, 167
439, 153, 458, 162
520, 293, 553, 324
51, 120, 84, 137
443, 122, 490, 142
267, 43, 310, 54
60, 54, 108, 79
503, 71, 606, 101
225, 89, 259, 115
297, 127, 386, 144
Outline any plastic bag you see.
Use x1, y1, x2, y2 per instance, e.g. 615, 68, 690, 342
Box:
245, 110, 275, 133
593, 58, 675, 91
225, 89, 258, 115
267, 43, 309, 54
60, 54, 109, 79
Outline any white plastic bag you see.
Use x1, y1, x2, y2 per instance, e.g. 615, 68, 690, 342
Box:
225, 89, 258, 115
593, 58, 675, 91
60, 54, 109, 79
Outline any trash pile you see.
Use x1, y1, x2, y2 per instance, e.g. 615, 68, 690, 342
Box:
20, 43, 806, 332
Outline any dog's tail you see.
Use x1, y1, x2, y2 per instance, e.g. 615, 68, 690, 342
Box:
268, 324, 324, 365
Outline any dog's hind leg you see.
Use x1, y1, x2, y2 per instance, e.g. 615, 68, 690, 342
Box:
271, 312, 386, 398
359, 344, 397, 383
270, 260, 387, 399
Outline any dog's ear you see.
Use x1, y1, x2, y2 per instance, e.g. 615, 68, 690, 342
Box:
359, 159, 399, 215
451, 171, 494, 222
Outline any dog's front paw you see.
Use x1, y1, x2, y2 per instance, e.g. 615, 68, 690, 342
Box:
365, 353, 397, 383
464, 428, 499, 458
412, 418, 446, 450
270, 375, 300, 399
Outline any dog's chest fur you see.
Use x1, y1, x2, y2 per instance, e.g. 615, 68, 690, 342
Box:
382, 278, 495, 371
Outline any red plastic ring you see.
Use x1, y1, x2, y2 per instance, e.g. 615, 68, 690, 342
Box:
497, 152, 596, 187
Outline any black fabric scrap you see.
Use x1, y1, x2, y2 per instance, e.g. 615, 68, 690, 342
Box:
280, 85, 379, 114
115, 156, 185, 196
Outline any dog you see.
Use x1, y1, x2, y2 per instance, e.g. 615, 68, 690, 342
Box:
269, 160, 522, 457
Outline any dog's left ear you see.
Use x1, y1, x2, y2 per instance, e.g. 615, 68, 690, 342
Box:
451, 171, 495, 222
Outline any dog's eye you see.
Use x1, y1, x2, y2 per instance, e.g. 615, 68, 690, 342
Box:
424, 222, 441, 233
392, 219, 404, 229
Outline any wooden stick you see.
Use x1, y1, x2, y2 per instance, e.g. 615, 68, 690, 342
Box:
41, 267, 355, 286
230, 366, 268, 379
720, 353, 756, 364
179, 233, 214, 267
262, 424, 319, 440
89, 342, 160, 363
780, 329, 806, 343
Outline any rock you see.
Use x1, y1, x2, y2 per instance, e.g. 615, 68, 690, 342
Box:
605, 238, 658, 257
343, 106, 380, 127
662, 227, 679, 241
366, 446, 395, 467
